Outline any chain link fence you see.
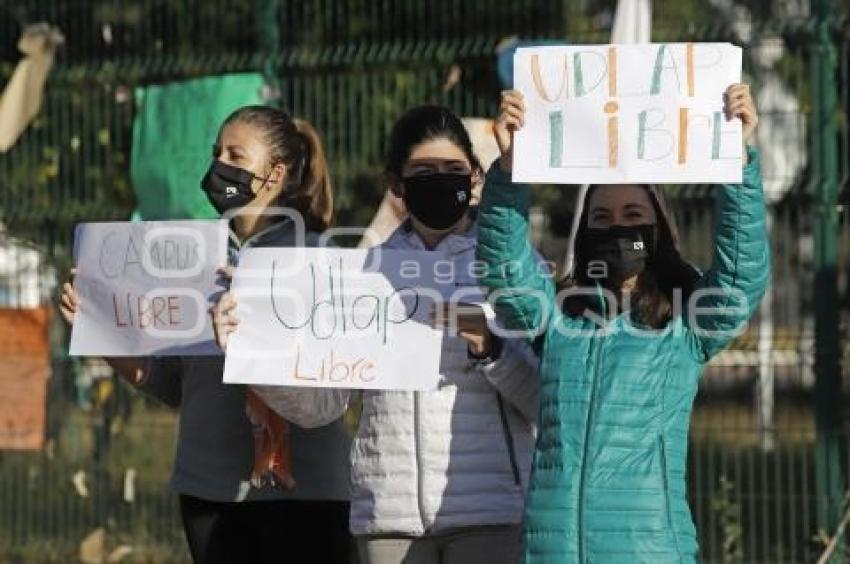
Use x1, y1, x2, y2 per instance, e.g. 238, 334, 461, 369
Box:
0, 1, 848, 561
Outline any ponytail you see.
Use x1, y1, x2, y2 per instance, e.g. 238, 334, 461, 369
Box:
291, 118, 334, 232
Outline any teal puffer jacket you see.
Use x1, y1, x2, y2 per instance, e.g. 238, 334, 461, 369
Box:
476, 149, 769, 563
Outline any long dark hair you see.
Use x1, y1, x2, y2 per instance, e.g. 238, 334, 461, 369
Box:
385, 105, 482, 178
562, 184, 700, 329
221, 105, 334, 232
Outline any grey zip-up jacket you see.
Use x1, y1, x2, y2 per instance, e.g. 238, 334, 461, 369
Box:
253, 221, 538, 535
140, 219, 351, 503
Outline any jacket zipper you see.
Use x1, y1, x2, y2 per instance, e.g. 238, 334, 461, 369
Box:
407, 240, 475, 534
577, 279, 611, 563
577, 330, 605, 563
578, 284, 613, 562
496, 394, 521, 486
413, 391, 428, 532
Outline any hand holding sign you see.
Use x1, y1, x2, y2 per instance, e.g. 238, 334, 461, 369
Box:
432, 302, 494, 358
723, 83, 758, 162
209, 265, 239, 351
494, 90, 526, 173
211, 288, 239, 351
59, 268, 79, 325
59, 266, 152, 386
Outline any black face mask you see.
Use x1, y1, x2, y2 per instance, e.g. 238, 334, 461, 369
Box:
579, 224, 656, 282
402, 173, 472, 231
201, 160, 263, 214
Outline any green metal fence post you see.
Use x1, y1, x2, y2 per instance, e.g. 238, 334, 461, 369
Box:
256, 0, 280, 54
256, 0, 280, 92
812, 0, 846, 558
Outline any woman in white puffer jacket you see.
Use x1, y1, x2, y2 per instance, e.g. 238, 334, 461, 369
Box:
215, 105, 539, 564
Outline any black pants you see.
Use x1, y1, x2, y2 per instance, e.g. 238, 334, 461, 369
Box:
179, 495, 353, 564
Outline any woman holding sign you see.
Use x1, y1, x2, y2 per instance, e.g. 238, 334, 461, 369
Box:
476, 84, 768, 562
216, 105, 541, 564
60, 106, 352, 564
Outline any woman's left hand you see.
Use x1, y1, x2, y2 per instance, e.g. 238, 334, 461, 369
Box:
724, 83, 758, 162
210, 266, 239, 351
433, 302, 493, 358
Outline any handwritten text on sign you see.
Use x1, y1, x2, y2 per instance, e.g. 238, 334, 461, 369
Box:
223, 248, 463, 391
69, 220, 228, 356
512, 43, 743, 184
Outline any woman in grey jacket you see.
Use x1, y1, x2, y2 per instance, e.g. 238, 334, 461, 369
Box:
60, 106, 351, 564
214, 105, 540, 564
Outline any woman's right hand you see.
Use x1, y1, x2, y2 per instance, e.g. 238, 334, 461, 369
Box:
59, 269, 79, 325
210, 267, 239, 351
494, 90, 526, 173
58, 268, 150, 386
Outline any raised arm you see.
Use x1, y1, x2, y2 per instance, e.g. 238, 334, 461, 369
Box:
686, 84, 770, 362
476, 90, 555, 340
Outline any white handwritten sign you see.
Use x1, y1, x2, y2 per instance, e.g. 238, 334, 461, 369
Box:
513, 43, 742, 184
223, 248, 479, 391
69, 220, 228, 356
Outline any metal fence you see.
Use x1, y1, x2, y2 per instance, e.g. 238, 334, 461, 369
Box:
0, 0, 848, 562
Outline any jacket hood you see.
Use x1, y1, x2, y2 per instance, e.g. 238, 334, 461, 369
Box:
565, 183, 702, 308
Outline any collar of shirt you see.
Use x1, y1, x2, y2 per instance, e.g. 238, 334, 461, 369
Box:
227, 218, 296, 264
392, 218, 478, 257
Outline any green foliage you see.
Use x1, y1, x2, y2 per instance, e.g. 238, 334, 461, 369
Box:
0, 66, 136, 251
711, 474, 744, 564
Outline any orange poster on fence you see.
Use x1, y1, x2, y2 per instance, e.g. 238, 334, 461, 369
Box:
0, 306, 50, 450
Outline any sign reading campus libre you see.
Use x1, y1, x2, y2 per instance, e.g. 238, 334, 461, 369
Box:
512, 43, 743, 184
69, 220, 228, 356
223, 248, 481, 391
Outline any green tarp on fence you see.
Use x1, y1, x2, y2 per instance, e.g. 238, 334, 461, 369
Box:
130, 73, 266, 220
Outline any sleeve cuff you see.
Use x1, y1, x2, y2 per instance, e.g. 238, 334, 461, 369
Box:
486, 159, 512, 181
482, 164, 531, 209
743, 145, 760, 176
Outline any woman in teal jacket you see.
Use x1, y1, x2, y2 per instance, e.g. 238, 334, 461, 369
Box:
476, 84, 769, 563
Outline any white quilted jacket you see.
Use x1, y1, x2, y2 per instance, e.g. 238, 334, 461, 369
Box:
253, 222, 539, 536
